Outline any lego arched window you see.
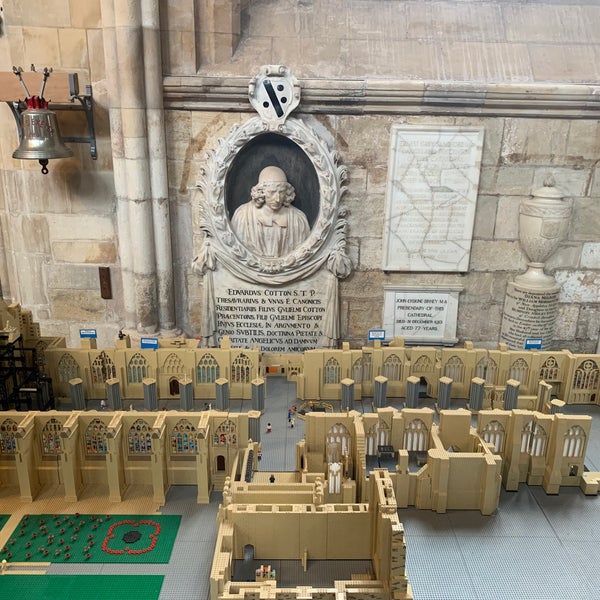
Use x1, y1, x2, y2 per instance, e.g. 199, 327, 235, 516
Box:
509, 358, 529, 385
351, 357, 363, 383
573, 360, 599, 390
366, 420, 390, 455
328, 462, 341, 494
475, 356, 497, 385
58, 353, 80, 383
163, 353, 185, 375
197, 353, 220, 384
128, 419, 152, 454
382, 354, 401, 381
539, 356, 560, 382
171, 419, 197, 455
521, 420, 547, 457
327, 423, 350, 457
127, 353, 149, 384
0, 418, 18, 455
323, 357, 341, 384
41, 418, 62, 456
403, 419, 428, 452
84, 418, 108, 455
213, 419, 237, 447
91, 351, 116, 384
362, 353, 372, 381
444, 356, 464, 383
232, 353, 252, 384
562, 425, 586, 458
481, 420, 505, 453
413, 355, 433, 373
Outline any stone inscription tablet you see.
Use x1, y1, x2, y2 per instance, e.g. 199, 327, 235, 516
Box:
213, 270, 329, 353
382, 125, 484, 272
382, 285, 462, 346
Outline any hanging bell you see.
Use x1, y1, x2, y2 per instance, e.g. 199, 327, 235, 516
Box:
13, 107, 73, 174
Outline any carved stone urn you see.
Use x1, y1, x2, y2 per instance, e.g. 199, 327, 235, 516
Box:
516, 177, 571, 289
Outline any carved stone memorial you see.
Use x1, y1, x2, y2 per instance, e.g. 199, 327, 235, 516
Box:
382, 125, 484, 272
193, 66, 352, 351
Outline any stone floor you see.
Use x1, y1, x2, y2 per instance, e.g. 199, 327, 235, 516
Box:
0, 378, 598, 600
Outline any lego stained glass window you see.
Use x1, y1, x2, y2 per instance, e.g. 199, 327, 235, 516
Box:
403, 419, 428, 451
0, 418, 18, 455
232, 353, 252, 384
213, 419, 237, 447
41, 418, 62, 456
170, 419, 197, 455
58, 353, 80, 383
91, 351, 117, 384
197, 353, 220, 384
444, 356, 464, 383
481, 420, 505, 453
128, 418, 152, 454
324, 357, 341, 384
127, 353, 148, 384
84, 418, 108, 455
164, 353, 185, 375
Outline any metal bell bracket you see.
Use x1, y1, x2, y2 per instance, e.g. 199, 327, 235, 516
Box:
7, 68, 97, 161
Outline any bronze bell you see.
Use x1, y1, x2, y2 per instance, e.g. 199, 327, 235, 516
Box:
13, 107, 73, 174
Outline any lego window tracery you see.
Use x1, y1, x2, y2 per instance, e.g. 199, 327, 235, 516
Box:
413, 355, 433, 373
84, 418, 108, 455
214, 419, 237, 447
403, 419, 428, 451
0, 418, 18, 454
362, 353, 373, 381
197, 353, 220, 384
327, 423, 350, 457
521, 420, 547, 457
509, 358, 529, 385
366, 420, 390, 455
127, 353, 149, 384
481, 420, 505, 453
475, 356, 497, 384
91, 351, 116, 384
382, 354, 401, 381
128, 419, 152, 454
58, 353, 80, 383
164, 353, 185, 375
562, 425, 586, 458
539, 356, 560, 382
444, 356, 464, 383
171, 419, 197, 454
232, 353, 252, 384
351, 357, 363, 383
324, 357, 341, 384
41, 418, 62, 456
573, 360, 599, 390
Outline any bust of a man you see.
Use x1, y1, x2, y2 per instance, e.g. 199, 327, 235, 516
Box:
231, 166, 310, 257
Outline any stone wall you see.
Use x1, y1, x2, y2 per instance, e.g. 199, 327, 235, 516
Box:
0, 1, 599, 351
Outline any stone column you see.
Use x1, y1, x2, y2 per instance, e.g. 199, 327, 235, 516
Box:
341, 378, 354, 410
405, 376, 420, 409
437, 377, 452, 410
179, 377, 194, 411
215, 378, 230, 411
469, 377, 485, 411
106, 378, 122, 410
251, 377, 265, 413
68, 378, 86, 410
373, 375, 388, 409
143, 378, 158, 410
503, 379, 520, 411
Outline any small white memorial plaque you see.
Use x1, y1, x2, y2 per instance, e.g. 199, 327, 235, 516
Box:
382, 125, 484, 272
382, 285, 463, 345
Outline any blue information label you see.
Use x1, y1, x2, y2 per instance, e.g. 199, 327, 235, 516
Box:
79, 328, 97, 339
140, 337, 159, 349
524, 338, 543, 350
368, 329, 386, 341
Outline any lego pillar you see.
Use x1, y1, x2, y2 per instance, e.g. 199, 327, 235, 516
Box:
179, 377, 194, 411
68, 378, 86, 410
107, 418, 125, 502
503, 379, 520, 410
143, 378, 158, 411
550, 399, 565, 414
405, 376, 420, 408
14, 414, 40, 502
215, 378, 230, 411
373, 375, 388, 408
341, 378, 354, 410
437, 377, 453, 410
248, 411, 261, 443
469, 377, 485, 411
537, 380, 553, 412
251, 378, 265, 413
60, 416, 83, 502
106, 378, 122, 410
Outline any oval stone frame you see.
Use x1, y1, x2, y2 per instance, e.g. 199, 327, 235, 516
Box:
197, 116, 347, 285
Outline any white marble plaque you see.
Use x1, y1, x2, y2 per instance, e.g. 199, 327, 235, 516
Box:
382, 285, 462, 345
382, 125, 484, 272
213, 269, 330, 353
